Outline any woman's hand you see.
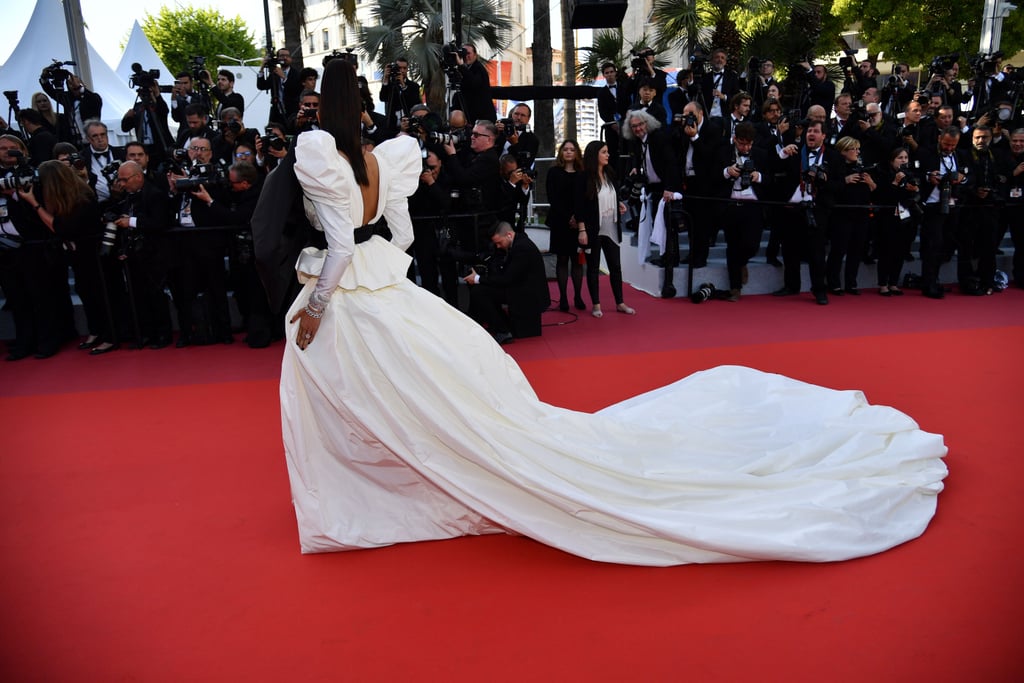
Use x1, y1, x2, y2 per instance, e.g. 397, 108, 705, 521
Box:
577, 228, 588, 247
290, 307, 322, 351
17, 185, 37, 205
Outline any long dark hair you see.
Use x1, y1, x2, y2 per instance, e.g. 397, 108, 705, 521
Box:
38, 160, 94, 217
318, 59, 368, 186
583, 140, 616, 200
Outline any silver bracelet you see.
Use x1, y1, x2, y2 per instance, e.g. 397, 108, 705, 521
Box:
304, 304, 324, 319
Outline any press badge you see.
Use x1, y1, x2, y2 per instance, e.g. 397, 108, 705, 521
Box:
897, 204, 911, 220
1011, 187, 1022, 199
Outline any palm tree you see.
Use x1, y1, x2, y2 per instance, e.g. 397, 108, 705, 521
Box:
561, 0, 577, 138
533, 0, 555, 156
277, 0, 358, 67
576, 31, 670, 83
359, 0, 512, 113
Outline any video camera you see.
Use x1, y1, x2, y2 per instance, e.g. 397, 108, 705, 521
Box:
689, 47, 709, 78
3, 90, 19, 111
630, 48, 655, 72
838, 50, 857, 71
129, 62, 172, 101
174, 162, 228, 192
323, 48, 359, 69
930, 53, 959, 76
443, 41, 468, 69
970, 51, 1003, 77
40, 59, 77, 90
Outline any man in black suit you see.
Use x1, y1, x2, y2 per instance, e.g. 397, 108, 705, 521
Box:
257, 48, 303, 126
700, 49, 740, 119
40, 70, 102, 146
464, 221, 549, 342
719, 91, 752, 145
110, 160, 173, 348
203, 69, 246, 118
772, 119, 842, 305
799, 62, 837, 117
170, 72, 208, 125
80, 120, 125, 209
120, 82, 174, 165
16, 110, 58, 164
629, 46, 669, 101
675, 101, 723, 269
598, 63, 632, 176
715, 122, 771, 301
497, 103, 540, 167
380, 57, 422, 135
454, 44, 496, 124
915, 127, 970, 298
174, 104, 217, 149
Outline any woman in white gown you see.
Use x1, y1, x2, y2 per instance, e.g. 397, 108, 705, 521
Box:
281, 61, 947, 566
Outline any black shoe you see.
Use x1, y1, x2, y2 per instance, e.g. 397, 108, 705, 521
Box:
175, 334, 192, 349
148, 336, 171, 350
815, 292, 829, 305
767, 257, 783, 267
573, 297, 586, 311
772, 287, 798, 296
844, 287, 861, 296
879, 289, 893, 297
219, 334, 235, 345
889, 288, 904, 296
33, 349, 59, 360
89, 343, 119, 356
6, 350, 31, 362
558, 299, 569, 313
922, 288, 945, 299
829, 288, 844, 296
77, 337, 101, 350
492, 331, 514, 345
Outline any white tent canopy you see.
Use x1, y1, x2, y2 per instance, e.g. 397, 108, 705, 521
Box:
0, 0, 140, 142
116, 20, 172, 86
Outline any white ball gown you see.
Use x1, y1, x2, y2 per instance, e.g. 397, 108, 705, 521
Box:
280, 131, 948, 566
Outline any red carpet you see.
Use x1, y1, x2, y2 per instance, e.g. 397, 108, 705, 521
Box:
1, 286, 1022, 681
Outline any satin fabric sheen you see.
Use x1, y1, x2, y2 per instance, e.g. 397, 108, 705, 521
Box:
281, 132, 948, 566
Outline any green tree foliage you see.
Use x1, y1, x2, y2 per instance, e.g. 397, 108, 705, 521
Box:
141, 6, 260, 76
359, 0, 512, 113
830, 0, 1024, 66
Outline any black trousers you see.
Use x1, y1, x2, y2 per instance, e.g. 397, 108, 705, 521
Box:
779, 204, 828, 293
584, 234, 626, 306
956, 203, 999, 288
875, 215, 916, 287
467, 284, 542, 338
174, 231, 232, 339
826, 210, 869, 290
723, 201, 763, 290
920, 204, 957, 293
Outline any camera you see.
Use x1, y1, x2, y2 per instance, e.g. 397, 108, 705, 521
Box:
100, 160, 122, 186
630, 48, 655, 72
0, 171, 38, 192
620, 173, 647, 205
442, 41, 468, 69
99, 208, 123, 256
3, 90, 19, 110
897, 123, 918, 139
515, 150, 536, 179
260, 127, 288, 153
428, 130, 468, 147
673, 112, 698, 129
174, 162, 228, 192
737, 159, 756, 190
838, 51, 856, 71
930, 53, 958, 76
41, 60, 76, 90
66, 152, 86, 171
128, 62, 161, 93
803, 160, 829, 185
689, 47, 709, 78
386, 62, 401, 81
323, 48, 358, 69
970, 51, 1003, 77
690, 282, 716, 304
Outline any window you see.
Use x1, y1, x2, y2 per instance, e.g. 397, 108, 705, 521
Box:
339, 25, 346, 46
323, 29, 330, 52
308, 33, 315, 55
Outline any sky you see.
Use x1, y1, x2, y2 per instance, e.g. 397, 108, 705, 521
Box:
1, 0, 270, 68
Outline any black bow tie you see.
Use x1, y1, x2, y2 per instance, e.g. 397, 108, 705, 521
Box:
93, 151, 108, 161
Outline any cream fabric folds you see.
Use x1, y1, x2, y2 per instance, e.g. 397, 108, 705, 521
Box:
280, 133, 948, 566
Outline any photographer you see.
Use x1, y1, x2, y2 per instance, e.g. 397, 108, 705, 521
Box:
700, 49, 739, 118
957, 125, 1005, 294
497, 103, 539, 165
453, 44, 495, 124
798, 62, 836, 115
81, 120, 125, 209
775, 119, 842, 305
1, 137, 77, 360
201, 69, 245, 118
255, 122, 289, 172
166, 134, 233, 345
715, 122, 771, 301
881, 64, 915, 119
109, 160, 173, 348
192, 161, 270, 346
674, 102, 721, 269
916, 126, 969, 298
897, 99, 936, 161
174, 103, 217, 149
463, 221, 548, 343
120, 78, 173, 164
598, 63, 632, 174
170, 72, 207, 125
39, 63, 103, 146
747, 57, 779, 118
629, 47, 668, 100
289, 90, 321, 136
257, 48, 303, 125
358, 76, 389, 146
213, 108, 257, 165
407, 149, 451, 296
842, 59, 878, 102
439, 120, 502, 304
1005, 128, 1024, 287
827, 136, 877, 295
874, 147, 922, 296
380, 57, 422, 135
498, 152, 533, 231
16, 109, 58, 164
633, 79, 668, 124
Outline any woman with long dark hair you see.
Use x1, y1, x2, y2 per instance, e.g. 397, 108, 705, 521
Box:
575, 140, 635, 317
544, 139, 585, 311
873, 147, 920, 295
12, 158, 98, 357
276, 60, 946, 566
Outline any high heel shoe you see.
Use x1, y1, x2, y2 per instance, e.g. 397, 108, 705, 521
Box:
616, 303, 636, 315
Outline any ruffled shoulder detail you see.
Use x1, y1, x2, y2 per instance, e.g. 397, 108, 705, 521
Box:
373, 135, 422, 206
294, 130, 353, 204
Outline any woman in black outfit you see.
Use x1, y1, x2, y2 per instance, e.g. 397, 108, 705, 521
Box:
872, 147, 920, 295
545, 139, 585, 311
827, 136, 877, 295
575, 140, 635, 317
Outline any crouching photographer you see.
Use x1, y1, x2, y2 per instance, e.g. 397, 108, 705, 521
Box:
167, 135, 234, 346
462, 221, 549, 343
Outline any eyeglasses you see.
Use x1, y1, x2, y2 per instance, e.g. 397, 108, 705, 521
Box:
234, 152, 253, 158
470, 132, 492, 138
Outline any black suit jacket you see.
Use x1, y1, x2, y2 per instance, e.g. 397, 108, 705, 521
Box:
598, 83, 631, 123
26, 129, 59, 164
455, 61, 495, 124
627, 127, 682, 192
700, 70, 740, 114
774, 144, 843, 208
258, 67, 303, 121
714, 144, 773, 200
676, 118, 723, 195
444, 146, 502, 212
120, 98, 174, 152
478, 231, 549, 313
